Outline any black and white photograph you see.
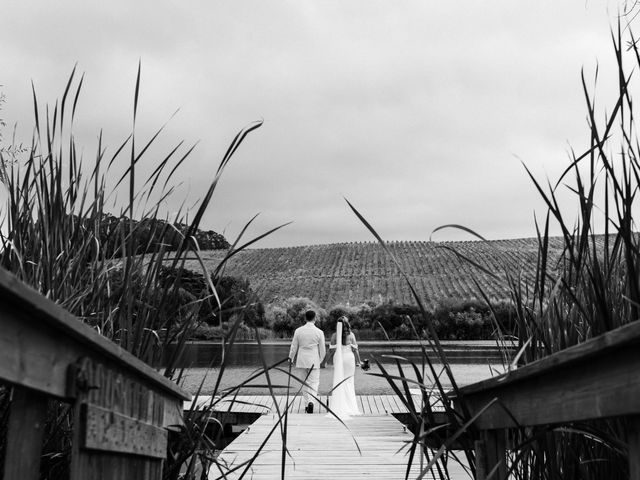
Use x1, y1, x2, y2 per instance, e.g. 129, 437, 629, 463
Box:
1, 1, 640, 479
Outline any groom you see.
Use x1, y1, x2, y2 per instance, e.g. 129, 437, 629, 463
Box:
288, 309, 326, 413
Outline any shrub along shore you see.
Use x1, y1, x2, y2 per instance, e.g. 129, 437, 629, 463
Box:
148, 264, 517, 342
188, 289, 516, 341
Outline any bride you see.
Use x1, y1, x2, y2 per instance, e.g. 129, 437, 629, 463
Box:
322, 316, 361, 418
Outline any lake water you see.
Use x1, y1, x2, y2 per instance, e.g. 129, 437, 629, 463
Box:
173, 341, 509, 395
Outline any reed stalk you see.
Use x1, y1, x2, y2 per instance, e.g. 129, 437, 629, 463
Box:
349, 20, 640, 480
0, 65, 296, 479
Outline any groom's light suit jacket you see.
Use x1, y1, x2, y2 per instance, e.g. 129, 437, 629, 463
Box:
289, 322, 326, 369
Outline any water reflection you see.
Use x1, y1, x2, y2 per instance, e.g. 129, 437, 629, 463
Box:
179, 362, 506, 395
172, 342, 508, 395
169, 341, 506, 368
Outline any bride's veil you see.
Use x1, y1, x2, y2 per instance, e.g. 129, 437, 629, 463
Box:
329, 319, 349, 417
333, 320, 344, 390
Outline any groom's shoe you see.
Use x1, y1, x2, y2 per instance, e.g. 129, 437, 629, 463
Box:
305, 402, 314, 414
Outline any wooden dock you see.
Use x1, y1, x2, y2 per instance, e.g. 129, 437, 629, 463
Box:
201, 395, 466, 479
213, 413, 469, 480
186, 393, 444, 415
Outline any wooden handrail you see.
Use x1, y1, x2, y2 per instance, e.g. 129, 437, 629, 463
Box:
0, 267, 189, 400
459, 319, 640, 396
0, 267, 190, 480
452, 321, 640, 480
453, 320, 640, 429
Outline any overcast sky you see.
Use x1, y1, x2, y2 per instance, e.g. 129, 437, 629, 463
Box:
0, 1, 630, 247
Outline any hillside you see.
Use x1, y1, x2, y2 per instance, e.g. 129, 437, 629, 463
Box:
177, 237, 571, 309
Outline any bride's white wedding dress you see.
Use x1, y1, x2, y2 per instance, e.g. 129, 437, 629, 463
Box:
327, 321, 361, 419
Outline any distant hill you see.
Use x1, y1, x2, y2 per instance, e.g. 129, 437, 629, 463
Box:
177, 237, 572, 309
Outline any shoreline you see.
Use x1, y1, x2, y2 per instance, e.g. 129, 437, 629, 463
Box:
178, 363, 506, 396
183, 339, 514, 347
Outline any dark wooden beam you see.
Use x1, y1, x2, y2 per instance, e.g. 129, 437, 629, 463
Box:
0, 268, 189, 401
454, 321, 640, 429
3, 387, 48, 480
629, 417, 640, 480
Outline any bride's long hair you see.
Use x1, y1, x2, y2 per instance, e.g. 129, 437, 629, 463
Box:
338, 316, 351, 344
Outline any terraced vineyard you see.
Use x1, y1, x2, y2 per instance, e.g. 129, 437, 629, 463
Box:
172, 237, 575, 309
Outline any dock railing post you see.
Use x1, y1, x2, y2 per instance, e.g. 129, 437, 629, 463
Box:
629, 416, 640, 480
478, 429, 507, 480
474, 437, 487, 480
3, 386, 48, 480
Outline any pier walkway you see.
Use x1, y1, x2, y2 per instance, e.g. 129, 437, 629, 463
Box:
186, 393, 442, 415
213, 414, 469, 480
201, 395, 469, 479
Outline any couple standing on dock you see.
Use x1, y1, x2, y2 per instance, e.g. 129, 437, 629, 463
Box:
288, 310, 367, 418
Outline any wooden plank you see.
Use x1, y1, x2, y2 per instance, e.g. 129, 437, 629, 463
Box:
82, 403, 167, 458
164, 397, 184, 429
482, 429, 507, 480
361, 395, 373, 415
368, 395, 379, 414
460, 319, 640, 395
215, 414, 469, 479
3, 387, 48, 480
230, 395, 245, 413
281, 395, 292, 413
366, 395, 379, 414
281, 396, 291, 413
0, 300, 96, 399
250, 395, 266, 413
70, 358, 168, 479
385, 394, 400, 413
187, 394, 441, 416
378, 395, 393, 414
240, 395, 254, 413
184, 394, 214, 411
630, 417, 640, 480
357, 395, 368, 415
0, 268, 189, 401
219, 397, 234, 412
367, 395, 384, 415
370, 395, 384, 414
388, 394, 406, 413
238, 395, 254, 413
265, 396, 277, 412
474, 439, 487, 480
389, 394, 405, 413
382, 394, 399, 412
456, 341, 640, 429
226, 395, 243, 413
253, 395, 272, 412
291, 395, 303, 414
275, 395, 287, 414
388, 394, 401, 413
249, 395, 266, 413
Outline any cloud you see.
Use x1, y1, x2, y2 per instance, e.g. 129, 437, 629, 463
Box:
0, 0, 626, 248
